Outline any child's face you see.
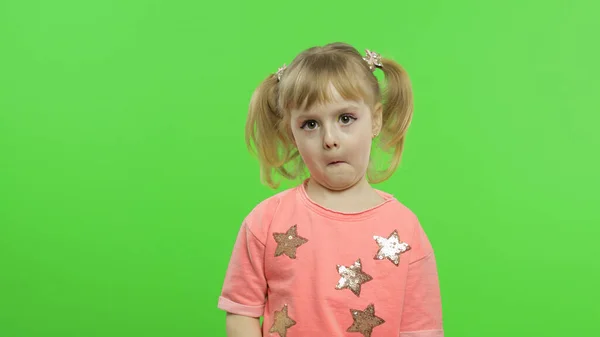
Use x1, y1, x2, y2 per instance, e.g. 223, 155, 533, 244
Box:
289, 85, 382, 191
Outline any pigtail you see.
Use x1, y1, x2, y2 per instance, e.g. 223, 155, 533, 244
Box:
369, 58, 414, 183
245, 74, 299, 188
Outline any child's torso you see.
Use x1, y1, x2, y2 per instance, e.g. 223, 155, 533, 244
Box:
259, 187, 416, 336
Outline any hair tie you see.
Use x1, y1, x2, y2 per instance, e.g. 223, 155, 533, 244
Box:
363, 49, 383, 71
276, 64, 287, 82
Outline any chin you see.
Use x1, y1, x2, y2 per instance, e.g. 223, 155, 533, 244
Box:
305, 162, 368, 191
318, 174, 362, 191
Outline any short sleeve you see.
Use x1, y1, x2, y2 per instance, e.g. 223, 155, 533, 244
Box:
217, 221, 268, 317
400, 219, 444, 337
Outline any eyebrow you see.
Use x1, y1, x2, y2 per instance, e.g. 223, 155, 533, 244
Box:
299, 103, 360, 116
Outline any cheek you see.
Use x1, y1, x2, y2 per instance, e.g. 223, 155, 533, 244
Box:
348, 127, 372, 146
349, 133, 373, 160
293, 135, 317, 158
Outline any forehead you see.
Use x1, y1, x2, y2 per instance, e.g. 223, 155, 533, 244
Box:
290, 84, 368, 116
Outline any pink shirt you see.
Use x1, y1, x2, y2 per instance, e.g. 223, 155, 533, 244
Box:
218, 182, 444, 337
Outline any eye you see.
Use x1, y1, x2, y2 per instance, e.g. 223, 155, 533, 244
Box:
339, 114, 357, 125
301, 120, 319, 130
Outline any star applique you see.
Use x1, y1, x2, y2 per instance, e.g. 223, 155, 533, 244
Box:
273, 225, 308, 259
373, 229, 411, 266
269, 304, 296, 337
335, 258, 373, 297
347, 304, 385, 337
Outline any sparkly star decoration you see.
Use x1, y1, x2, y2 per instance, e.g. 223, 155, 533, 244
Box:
273, 225, 308, 259
347, 304, 385, 337
269, 304, 296, 337
362, 49, 382, 71
335, 258, 373, 297
373, 229, 411, 266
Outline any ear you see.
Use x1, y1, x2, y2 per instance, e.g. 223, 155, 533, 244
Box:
371, 102, 383, 137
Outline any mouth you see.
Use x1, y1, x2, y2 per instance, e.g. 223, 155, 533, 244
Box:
328, 161, 345, 166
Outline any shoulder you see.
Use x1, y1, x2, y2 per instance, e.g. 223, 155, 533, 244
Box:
376, 189, 420, 224
242, 187, 298, 243
376, 190, 435, 263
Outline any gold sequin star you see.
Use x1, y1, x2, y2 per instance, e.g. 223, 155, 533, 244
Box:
269, 304, 296, 337
273, 225, 308, 259
335, 258, 373, 297
373, 229, 411, 266
347, 304, 385, 337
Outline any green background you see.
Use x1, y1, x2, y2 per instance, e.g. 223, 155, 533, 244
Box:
1, 0, 598, 336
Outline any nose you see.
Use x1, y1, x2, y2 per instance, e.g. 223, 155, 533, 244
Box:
323, 127, 339, 150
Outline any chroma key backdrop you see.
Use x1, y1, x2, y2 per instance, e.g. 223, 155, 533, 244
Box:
0, 0, 598, 336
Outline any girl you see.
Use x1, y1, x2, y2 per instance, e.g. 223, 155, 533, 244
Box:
218, 42, 444, 337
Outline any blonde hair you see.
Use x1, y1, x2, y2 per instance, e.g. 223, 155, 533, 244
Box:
245, 42, 414, 189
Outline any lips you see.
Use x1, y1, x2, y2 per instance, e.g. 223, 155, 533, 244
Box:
328, 161, 345, 165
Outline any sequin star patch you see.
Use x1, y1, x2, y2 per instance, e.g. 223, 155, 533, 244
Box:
347, 303, 385, 337
335, 258, 373, 297
273, 225, 308, 259
373, 229, 411, 266
269, 304, 296, 337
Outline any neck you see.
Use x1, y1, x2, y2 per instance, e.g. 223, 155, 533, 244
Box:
304, 177, 384, 213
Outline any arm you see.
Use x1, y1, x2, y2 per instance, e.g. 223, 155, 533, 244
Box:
225, 313, 262, 337
218, 219, 270, 336
219, 198, 281, 336
399, 252, 444, 337
399, 216, 444, 337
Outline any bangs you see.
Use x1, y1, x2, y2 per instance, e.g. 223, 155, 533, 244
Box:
279, 53, 377, 113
